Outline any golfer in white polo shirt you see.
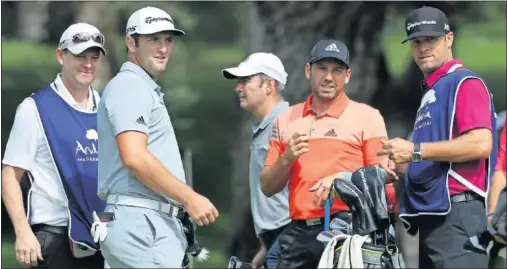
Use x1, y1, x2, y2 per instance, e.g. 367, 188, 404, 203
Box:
1, 23, 106, 269
96, 6, 218, 268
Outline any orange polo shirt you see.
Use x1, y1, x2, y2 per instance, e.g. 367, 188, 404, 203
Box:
264, 92, 388, 220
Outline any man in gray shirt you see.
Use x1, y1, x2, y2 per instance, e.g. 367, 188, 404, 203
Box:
95, 6, 218, 268
222, 53, 290, 269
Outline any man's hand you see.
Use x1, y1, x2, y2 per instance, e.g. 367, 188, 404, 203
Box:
379, 158, 399, 183
182, 192, 219, 226
251, 245, 267, 269
308, 172, 344, 207
376, 138, 414, 164
15, 227, 43, 267
281, 132, 309, 164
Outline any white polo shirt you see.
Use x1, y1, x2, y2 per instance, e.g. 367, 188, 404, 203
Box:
2, 74, 100, 227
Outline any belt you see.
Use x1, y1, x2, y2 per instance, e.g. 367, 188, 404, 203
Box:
450, 191, 483, 204
31, 224, 67, 236
258, 225, 287, 249
292, 211, 351, 227
106, 194, 185, 218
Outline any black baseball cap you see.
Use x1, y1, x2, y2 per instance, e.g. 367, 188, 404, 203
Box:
402, 6, 451, 44
309, 39, 350, 68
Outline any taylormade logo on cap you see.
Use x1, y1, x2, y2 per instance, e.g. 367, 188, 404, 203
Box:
222, 53, 288, 86
126, 6, 185, 36
402, 6, 450, 44
145, 17, 172, 24
406, 20, 437, 31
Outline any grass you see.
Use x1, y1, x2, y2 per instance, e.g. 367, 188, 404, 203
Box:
2, 242, 23, 268
1, 39, 58, 69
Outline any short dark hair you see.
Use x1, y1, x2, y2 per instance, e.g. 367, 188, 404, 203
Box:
126, 33, 140, 53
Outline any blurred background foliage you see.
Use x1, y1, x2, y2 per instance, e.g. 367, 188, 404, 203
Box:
1, 1, 505, 267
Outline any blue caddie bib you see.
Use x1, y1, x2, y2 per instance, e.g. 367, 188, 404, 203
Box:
31, 85, 105, 254
399, 64, 498, 232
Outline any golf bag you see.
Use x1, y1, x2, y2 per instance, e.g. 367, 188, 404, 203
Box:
181, 212, 209, 268
227, 256, 252, 269
464, 189, 506, 268
318, 166, 405, 269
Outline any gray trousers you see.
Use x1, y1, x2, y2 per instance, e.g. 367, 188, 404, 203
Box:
395, 214, 419, 268
393, 180, 419, 268
99, 204, 188, 268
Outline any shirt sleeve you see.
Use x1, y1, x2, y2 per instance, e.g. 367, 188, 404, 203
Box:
2, 98, 40, 171
104, 79, 153, 136
363, 109, 388, 166
496, 116, 507, 172
264, 118, 285, 166
455, 78, 493, 135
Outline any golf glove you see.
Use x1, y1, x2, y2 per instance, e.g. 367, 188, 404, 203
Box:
90, 211, 108, 243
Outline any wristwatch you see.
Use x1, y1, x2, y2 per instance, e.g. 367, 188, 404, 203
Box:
411, 143, 423, 163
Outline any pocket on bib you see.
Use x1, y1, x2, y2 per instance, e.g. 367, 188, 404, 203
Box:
407, 161, 444, 187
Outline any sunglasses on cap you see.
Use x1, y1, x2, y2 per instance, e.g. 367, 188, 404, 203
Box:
59, 32, 105, 49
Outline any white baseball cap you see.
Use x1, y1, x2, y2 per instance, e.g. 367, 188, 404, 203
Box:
222, 53, 288, 86
126, 6, 185, 36
58, 23, 106, 55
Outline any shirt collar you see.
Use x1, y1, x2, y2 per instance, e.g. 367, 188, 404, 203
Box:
52, 74, 97, 112
120, 61, 160, 91
425, 59, 464, 87
252, 101, 290, 134
302, 91, 350, 118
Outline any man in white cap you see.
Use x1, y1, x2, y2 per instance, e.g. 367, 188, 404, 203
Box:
95, 6, 218, 268
1, 23, 106, 269
222, 53, 290, 268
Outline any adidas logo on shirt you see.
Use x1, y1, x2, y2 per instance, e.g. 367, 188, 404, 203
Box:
136, 116, 146, 126
325, 43, 340, 52
324, 129, 337, 137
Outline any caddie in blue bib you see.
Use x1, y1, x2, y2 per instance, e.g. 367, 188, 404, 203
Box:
31, 85, 106, 258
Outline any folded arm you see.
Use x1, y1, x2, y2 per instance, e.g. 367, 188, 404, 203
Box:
260, 156, 291, 197
422, 78, 493, 163
421, 128, 492, 162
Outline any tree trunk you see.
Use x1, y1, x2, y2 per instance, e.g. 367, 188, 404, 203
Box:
17, 1, 49, 42
75, 1, 118, 92
227, 111, 259, 261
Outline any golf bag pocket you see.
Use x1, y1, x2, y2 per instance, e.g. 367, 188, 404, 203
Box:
333, 241, 405, 269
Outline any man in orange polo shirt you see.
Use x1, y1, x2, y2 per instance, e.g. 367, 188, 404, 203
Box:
260, 39, 388, 268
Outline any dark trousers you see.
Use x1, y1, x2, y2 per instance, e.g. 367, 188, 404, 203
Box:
259, 225, 287, 252
32, 225, 104, 269
259, 225, 287, 269
418, 196, 489, 269
276, 212, 350, 268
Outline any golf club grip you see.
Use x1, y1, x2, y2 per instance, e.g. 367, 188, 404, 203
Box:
324, 198, 331, 231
